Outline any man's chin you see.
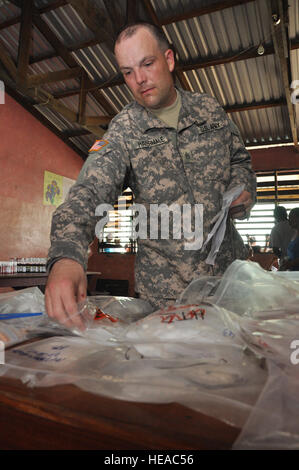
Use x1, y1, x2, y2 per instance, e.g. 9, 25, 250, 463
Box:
137, 94, 160, 109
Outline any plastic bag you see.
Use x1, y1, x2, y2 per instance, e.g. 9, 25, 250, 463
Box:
0, 287, 46, 347
15, 295, 154, 346
233, 361, 299, 449
124, 302, 244, 358
212, 260, 299, 317
1, 332, 267, 429
177, 276, 222, 305
0, 287, 45, 315
221, 307, 299, 369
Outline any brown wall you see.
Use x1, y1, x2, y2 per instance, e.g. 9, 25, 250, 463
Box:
250, 145, 299, 171
88, 252, 136, 297
0, 93, 83, 260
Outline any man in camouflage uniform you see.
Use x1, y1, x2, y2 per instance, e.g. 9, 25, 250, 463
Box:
45, 23, 256, 328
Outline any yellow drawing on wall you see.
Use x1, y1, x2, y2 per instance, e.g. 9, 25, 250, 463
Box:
43, 171, 63, 206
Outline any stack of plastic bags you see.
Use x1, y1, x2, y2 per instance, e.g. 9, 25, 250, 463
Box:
1, 260, 299, 448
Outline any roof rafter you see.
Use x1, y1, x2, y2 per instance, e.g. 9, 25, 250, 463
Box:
270, 0, 298, 148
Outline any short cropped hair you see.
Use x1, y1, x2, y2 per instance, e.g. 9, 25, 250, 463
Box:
114, 22, 171, 53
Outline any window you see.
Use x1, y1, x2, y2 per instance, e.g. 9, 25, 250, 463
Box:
98, 170, 299, 253
98, 188, 136, 253
235, 170, 299, 249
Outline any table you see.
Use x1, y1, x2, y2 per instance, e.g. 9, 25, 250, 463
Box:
0, 375, 240, 450
0, 273, 48, 288
0, 272, 102, 291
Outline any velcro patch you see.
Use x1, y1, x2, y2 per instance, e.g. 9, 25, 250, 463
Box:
136, 136, 168, 149
196, 122, 224, 134
89, 139, 109, 152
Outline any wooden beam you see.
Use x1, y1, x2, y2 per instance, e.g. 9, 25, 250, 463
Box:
142, 0, 160, 25
0, 40, 17, 80
178, 43, 275, 72
83, 125, 106, 138
0, 0, 67, 31
0, 69, 86, 159
160, 0, 255, 25
78, 70, 88, 125
224, 98, 286, 113
103, 0, 124, 34
53, 73, 123, 99
142, 0, 255, 25
31, 7, 116, 115
126, 0, 139, 24
62, 129, 91, 139
16, 0, 34, 90
84, 115, 113, 126
271, 0, 298, 148
0, 61, 106, 140
67, 0, 115, 50
27, 67, 82, 87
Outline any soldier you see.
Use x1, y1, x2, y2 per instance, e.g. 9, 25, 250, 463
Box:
45, 22, 256, 329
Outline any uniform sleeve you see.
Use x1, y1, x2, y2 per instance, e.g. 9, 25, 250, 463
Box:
226, 119, 257, 202
47, 118, 130, 271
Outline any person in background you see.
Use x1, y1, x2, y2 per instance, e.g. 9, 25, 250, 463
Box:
280, 208, 299, 271
269, 205, 294, 264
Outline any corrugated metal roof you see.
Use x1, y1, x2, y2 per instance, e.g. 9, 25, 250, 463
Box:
162, 0, 272, 59
41, 3, 94, 48
0, 0, 297, 157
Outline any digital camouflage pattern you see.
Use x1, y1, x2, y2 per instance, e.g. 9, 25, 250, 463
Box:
48, 89, 256, 309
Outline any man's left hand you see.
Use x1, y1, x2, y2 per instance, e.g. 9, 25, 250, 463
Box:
229, 190, 253, 220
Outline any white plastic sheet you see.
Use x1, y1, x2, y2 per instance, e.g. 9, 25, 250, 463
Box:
1, 260, 299, 446
233, 361, 299, 449
0, 287, 46, 346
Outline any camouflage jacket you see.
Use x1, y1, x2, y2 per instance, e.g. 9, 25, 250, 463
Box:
48, 89, 256, 308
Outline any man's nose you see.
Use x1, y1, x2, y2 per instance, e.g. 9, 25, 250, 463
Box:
135, 69, 146, 85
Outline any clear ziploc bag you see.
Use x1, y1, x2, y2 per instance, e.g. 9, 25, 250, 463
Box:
202, 184, 245, 266
212, 260, 299, 317
1, 328, 267, 429
233, 361, 299, 449
35, 296, 154, 345
177, 276, 222, 305
0, 287, 46, 347
123, 302, 244, 358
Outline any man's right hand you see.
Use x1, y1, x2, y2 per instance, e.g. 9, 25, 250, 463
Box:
45, 258, 87, 331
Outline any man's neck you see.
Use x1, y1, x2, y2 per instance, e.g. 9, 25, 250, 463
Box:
148, 90, 181, 129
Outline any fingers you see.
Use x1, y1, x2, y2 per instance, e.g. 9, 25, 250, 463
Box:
45, 281, 86, 331
229, 190, 253, 220
45, 259, 88, 331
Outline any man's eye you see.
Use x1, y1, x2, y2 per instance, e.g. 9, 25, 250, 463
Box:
144, 62, 152, 67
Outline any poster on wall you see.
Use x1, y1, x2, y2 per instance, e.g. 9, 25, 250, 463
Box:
43, 171, 75, 207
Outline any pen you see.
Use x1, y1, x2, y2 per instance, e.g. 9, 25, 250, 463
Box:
0, 312, 43, 320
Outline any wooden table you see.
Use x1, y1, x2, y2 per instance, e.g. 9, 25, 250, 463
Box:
0, 274, 240, 450
0, 374, 240, 450
0, 272, 102, 292
0, 273, 48, 288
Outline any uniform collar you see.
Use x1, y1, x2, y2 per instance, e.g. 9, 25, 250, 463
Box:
129, 88, 208, 134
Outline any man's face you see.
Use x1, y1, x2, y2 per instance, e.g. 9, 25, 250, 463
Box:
115, 27, 176, 109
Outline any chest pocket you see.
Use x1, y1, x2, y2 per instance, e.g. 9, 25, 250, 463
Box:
128, 135, 183, 203
181, 120, 231, 183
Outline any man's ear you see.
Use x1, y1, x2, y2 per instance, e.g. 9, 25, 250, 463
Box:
164, 48, 175, 72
